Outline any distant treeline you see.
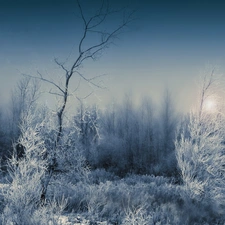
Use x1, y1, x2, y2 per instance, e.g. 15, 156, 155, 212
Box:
0, 77, 181, 178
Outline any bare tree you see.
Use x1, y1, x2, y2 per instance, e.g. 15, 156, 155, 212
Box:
27, 0, 132, 147
24, 0, 134, 200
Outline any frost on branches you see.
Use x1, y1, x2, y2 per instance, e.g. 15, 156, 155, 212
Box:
1, 111, 66, 224
176, 70, 225, 212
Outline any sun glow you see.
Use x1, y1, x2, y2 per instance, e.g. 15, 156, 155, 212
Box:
204, 99, 217, 112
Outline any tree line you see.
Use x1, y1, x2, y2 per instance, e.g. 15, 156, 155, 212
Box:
0, 77, 179, 179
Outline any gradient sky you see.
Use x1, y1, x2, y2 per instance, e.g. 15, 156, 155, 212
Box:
1, 0, 225, 112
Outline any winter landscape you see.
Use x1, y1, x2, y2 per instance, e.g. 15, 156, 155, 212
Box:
1, 0, 225, 224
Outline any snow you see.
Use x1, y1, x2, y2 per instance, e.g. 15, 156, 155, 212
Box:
57, 214, 108, 225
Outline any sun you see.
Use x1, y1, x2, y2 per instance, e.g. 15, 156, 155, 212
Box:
204, 99, 217, 112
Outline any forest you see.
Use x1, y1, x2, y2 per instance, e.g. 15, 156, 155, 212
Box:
1, 1, 225, 225
0, 71, 225, 225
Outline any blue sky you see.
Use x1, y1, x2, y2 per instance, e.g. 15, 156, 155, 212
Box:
1, 0, 225, 112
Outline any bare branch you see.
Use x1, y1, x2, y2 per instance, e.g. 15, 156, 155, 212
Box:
78, 47, 106, 65
80, 15, 132, 61
75, 1, 134, 70
23, 73, 66, 95
74, 71, 105, 89
76, 90, 94, 101
77, 0, 87, 55
89, 73, 108, 81
77, 0, 87, 27
54, 58, 69, 75
87, 11, 108, 30
81, 91, 94, 100
49, 90, 64, 97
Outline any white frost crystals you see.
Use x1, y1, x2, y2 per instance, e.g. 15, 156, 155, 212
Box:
175, 68, 225, 212
1, 109, 67, 225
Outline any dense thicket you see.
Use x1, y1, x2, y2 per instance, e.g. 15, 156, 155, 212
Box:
0, 79, 179, 178
76, 93, 179, 177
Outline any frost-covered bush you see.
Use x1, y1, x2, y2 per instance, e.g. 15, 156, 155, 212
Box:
122, 203, 183, 225
176, 70, 225, 222
176, 113, 225, 222
51, 173, 184, 224
87, 168, 119, 184
2, 123, 46, 223
50, 169, 225, 224
55, 140, 90, 184
124, 174, 171, 186
1, 111, 67, 225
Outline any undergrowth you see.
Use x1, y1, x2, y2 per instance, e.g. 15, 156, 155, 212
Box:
46, 169, 225, 225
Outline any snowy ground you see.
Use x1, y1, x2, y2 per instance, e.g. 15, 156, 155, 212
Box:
0, 182, 110, 225
57, 214, 108, 225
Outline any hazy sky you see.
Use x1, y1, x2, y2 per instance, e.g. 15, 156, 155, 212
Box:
1, 0, 225, 112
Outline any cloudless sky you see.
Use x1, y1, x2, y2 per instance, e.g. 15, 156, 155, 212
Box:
1, 0, 225, 112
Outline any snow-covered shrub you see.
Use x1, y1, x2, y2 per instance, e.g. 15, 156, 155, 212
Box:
1, 111, 67, 225
87, 168, 119, 184
122, 205, 153, 225
176, 70, 225, 221
51, 173, 184, 224
55, 141, 89, 184
2, 123, 46, 223
122, 203, 182, 225
124, 174, 171, 186
175, 113, 225, 222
